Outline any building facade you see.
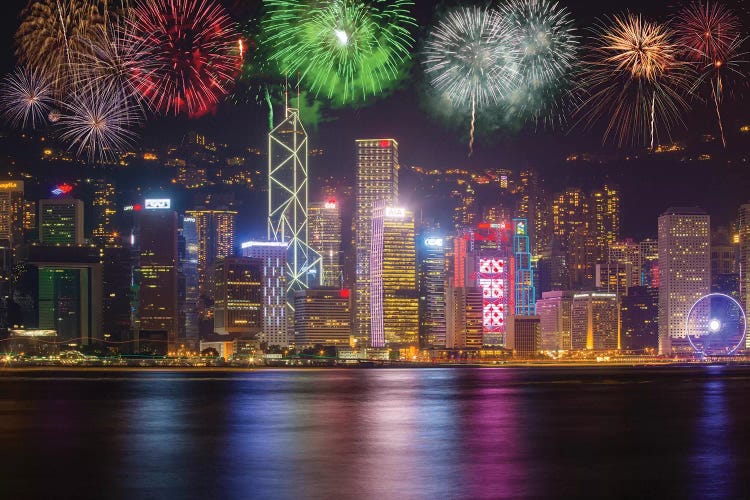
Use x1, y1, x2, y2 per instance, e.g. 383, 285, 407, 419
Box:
214, 256, 263, 336
571, 292, 619, 351
294, 288, 352, 347
241, 241, 288, 348
536, 291, 573, 351
308, 199, 342, 287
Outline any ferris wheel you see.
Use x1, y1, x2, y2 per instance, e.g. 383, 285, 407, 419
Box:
685, 293, 747, 356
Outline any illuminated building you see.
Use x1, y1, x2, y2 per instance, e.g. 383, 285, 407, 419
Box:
591, 184, 621, 259
268, 107, 321, 305
39, 197, 84, 245
214, 256, 263, 336
24, 245, 103, 345
309, 199, 342, 287
419, 235, 447, 348
453, 183, 479, 230
711, 227, 739, 298
181, 216, 200, 342
657, 207, 710, 355
507, 316, 541, 357
102, 245, 134, 345
293, 288, 352, 347
0, 180, 24, 247
513, 219, 536, 315
241, 241, 288, 348
537, 291, 573, 350
355, 138, 399, 347
568, 225, 599, 290
620, 286, 658, 352
517, 169, 551, 255
608, 239, 642, 287
595, 262, 633, 297
92, 180, 117, 246
571, 292, 619, 350
639, 239, 659, 287
445, 286, 484, 349
370, 205, 418, 348
137, 200, 178, 352
551, 188, 588, 250
184, 208, 237, 302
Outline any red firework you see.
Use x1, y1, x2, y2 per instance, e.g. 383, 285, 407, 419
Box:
126, 0, 241, 117
674, 1, 740, 65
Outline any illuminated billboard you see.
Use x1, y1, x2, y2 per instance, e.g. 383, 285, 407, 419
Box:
385, 207, 405, 218
478, 257, 507, 338
425, 237, 443, 247
144, 199, 171, 209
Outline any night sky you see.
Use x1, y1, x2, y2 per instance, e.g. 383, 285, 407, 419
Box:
2, 0, 750, 239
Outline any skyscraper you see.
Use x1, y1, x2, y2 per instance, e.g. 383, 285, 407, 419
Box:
739, 204, 750, 348
658, 207, 710, 355
184, 208, 237, 302
308, 198, 342, 287
92, 180, 117, 246
591, 184, 621, 259
513, 218, 536, 315
214, 256, 263, 336
181, 215, 200, 342
268, 107, 321, 303
445, 286, 484, 349
137, 200, 178, 352
571, 292, 619, 350
241, 241, 288, 348
537, 291, 573, 350
39, 197, 84, 245
355, 138, 399, 347
620, 286, 659, 352
419, 235, 447, 348
370, 205, 418, 348
0, 180, 24, 247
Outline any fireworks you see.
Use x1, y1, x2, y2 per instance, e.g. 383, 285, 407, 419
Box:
675, 1, 746, 147
15, 0, 105, 93
500, 0, 578, 127
576, 13, 692, 149
56, 82, 138, 162
0, 67, 56, 129
423, 6, 519, 154
125, 0, 241, 116
262, 0, 415, 105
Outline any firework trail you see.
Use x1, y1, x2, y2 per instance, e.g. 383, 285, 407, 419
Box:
0, 67, 56, 129
500, 0, 579, 127
423, 6, 519, 155
675, 1, 746, 147
576, 13, 692, 149
124, 0, 241, 117
262, 0, 415, 106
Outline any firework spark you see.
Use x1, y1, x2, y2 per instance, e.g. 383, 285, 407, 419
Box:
56, 82, 138, 162
423, 6, 519, 154
576, 13, 692, 149
262, 0, 415, 105
675, 1, 746, 147
500, 0, 578, 127
125, 0, 241, 117
0, 67, 56, 129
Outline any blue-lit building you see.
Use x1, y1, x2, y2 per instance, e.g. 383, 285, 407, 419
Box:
513, 219, 536, 315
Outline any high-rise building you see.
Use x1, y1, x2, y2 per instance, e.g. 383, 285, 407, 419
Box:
137, 200, 178, 352
507, 315, 541, 357
241, 241, 288, 347
571, 292, 619, 350
309, 198, 342, 287
355, 138, 399, 347
92, 180, 117, 246
181, 216, 200, 342
536, 238, 569, 293
551, 188, 588, 250
608, 239, 642, 288
620, 286, 659, 352
419, 235, 447, 348
102, 245, 134, 345
370, 205, 418, 348
23, 200, 36, 233
537, 291, 573, 350
513, 219, 536, 315
268, 107, 321, 304
39, 197, 84, 245
214, 256, 263, 336
445, 286, 484, 349
595, 262, 633, 297
591, 185, 621, 259
293, 288, 352, 347
0, 180, 24, 247
640, 238, 659, 287
184, 208, 237, 302
658, 207, 710, 355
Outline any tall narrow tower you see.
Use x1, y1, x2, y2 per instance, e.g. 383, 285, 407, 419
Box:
268, 107, 321, 303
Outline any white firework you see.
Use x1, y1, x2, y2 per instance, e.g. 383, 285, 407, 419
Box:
56, 82, 138, 162
0, 67, 56, 129
422, 6, 520, 154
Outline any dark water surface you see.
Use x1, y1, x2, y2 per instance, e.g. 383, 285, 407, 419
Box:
1, 367, 749, 499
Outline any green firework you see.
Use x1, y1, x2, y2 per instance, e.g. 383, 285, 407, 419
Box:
262, 0, 415, 105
